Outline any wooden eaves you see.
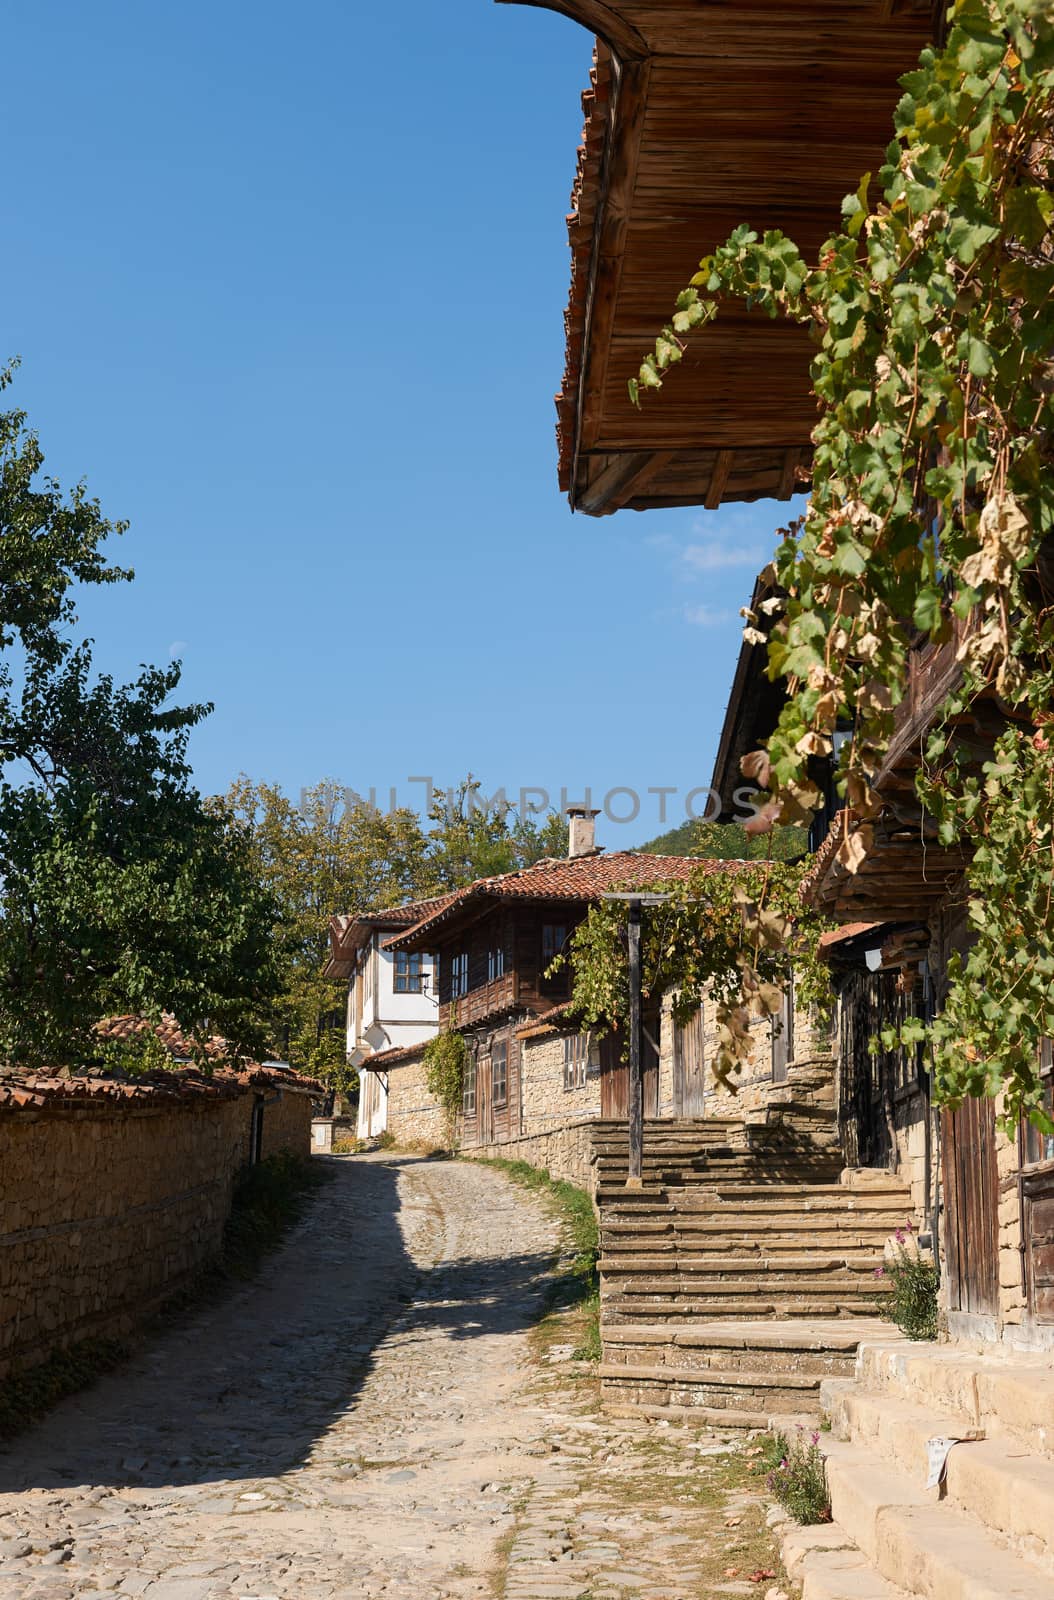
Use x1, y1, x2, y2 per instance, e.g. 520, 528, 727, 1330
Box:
501, 0, 941, 515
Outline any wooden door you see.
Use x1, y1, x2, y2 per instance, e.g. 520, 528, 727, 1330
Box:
642, 1007, 660, 1119
600, 1020, 659, 1117
674, 1010, 707, 1117
1022, 1170, 1054, 1324
1021, 1045, 1054, 1324
478, 1056, 494, 1145
942, 1096, 1000, 1320
600, 1029, 628, 1118
771, 985, 794, 1085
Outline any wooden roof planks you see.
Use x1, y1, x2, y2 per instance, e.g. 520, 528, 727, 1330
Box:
502, 0, 941, 512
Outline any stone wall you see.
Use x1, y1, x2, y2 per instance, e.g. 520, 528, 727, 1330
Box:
0, 1097, 246, 1379
466, 1119, 599, 1196
0, 1077, 316, 1382
253, 1084, 314, 1160
519, 1032, 601, 1135
690, 989, 837, 1136
386, 1050, 447, 1149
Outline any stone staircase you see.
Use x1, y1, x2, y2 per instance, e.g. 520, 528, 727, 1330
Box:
780, 1340, 1054, 1600
590, 1120, 912, 1427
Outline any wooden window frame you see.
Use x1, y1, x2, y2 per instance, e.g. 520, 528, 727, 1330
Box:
488, 945, 505, 983
541, 923, 570, 994
450, 951, 469, 1000
563, 1032, 588, 1092
462, 1056, 477, 1116
492, 1040, 508, 1108
393, 951, 423, 994
1021, 1039, 1054, 1170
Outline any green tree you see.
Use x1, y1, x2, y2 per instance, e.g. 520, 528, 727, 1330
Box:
422, 776, 568, 885
638, 819, 806, 860
0, 375, 282, 1069
223, 778, 433, 1085
227, 775, 570, 1087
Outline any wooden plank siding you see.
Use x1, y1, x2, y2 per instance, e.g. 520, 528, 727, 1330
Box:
459, 1022, 524, 1149
436, 906, 574, 1031
504, 0, 939, 511
943, 1097, 1001, 1322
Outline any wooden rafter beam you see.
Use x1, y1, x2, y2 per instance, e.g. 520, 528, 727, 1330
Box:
704, 449, 735, 511
580, 448, 676, 514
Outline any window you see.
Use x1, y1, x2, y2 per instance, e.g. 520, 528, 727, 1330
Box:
564, 1032, 588, 1091
394, 951, 423, 993
1023, 1039, 1054, 1166
541, 924, 569, 993
462, 1055, 477, 1116
450, 952, 469, 999
488, 945, 505, 983
492, 1040, 508, 1107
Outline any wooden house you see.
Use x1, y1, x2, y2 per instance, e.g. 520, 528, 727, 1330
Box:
711, 601, 1054, 1349
504, 0, 942, 512
384, 813, 738, 1149
324, 892, 448, 1138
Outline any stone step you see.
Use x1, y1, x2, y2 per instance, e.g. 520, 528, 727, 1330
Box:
599, 1361, 823, 1418
825, 1381, 1054, 1577
599, 1253, 887, 1274
600, 1233, 903, 1256
606, 1398, 774, 1430
798, 1547, 911, 1600
854, 1342, 1054, 1461
601, 1273, 889, 1299
672, 1186, 909, 1205
602, 1318, 885, 1360
823, 1436, 1052, 1600
602, 1296, 887, 1322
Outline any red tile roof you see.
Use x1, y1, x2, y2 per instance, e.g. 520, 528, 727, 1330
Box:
384, 852, 750, 951
0, 1015, 324, 1114
357, 1041, 427, 1071
325, 891, 458, 977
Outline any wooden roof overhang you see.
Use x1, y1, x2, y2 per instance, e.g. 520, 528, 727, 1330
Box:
710, 572, 786, 818
502, 0, 940, 513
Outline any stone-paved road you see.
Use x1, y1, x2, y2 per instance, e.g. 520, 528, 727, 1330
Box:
0, 1155, 563, 1600
0, 1155, 783, 1600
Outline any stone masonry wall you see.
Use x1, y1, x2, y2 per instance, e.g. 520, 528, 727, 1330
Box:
254, 1085, 315, 1161
693, 989, 837, 1133
0, 1098, 248, 1379
386, 1051, 447, 1149
466, 1119, 598, 1197
519, 1032, 601, 1135
0, 1081, 315, 1382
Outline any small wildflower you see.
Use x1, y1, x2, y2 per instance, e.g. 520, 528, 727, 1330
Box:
874, 1266, 886, 1278
894, 1228, 906, 1243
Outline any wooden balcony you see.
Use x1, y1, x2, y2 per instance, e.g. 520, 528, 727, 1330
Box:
439, 972, 519, 1031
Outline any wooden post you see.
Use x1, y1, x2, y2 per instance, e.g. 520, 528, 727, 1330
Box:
627, 899, 643, 1189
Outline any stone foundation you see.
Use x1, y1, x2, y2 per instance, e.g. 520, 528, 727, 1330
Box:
466, 1119, 599, 1196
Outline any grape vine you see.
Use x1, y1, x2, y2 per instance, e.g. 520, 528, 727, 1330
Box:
629, 0, 1054, 1130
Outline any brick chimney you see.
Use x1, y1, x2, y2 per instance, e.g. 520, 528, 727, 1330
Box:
566, 806, 601, 859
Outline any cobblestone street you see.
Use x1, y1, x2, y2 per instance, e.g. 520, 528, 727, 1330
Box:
0, 1155, 779, 1600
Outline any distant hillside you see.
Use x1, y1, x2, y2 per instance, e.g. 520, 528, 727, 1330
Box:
638, 820, 806, 862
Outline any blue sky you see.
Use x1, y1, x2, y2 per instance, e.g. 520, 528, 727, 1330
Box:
5, 2, 798, 848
